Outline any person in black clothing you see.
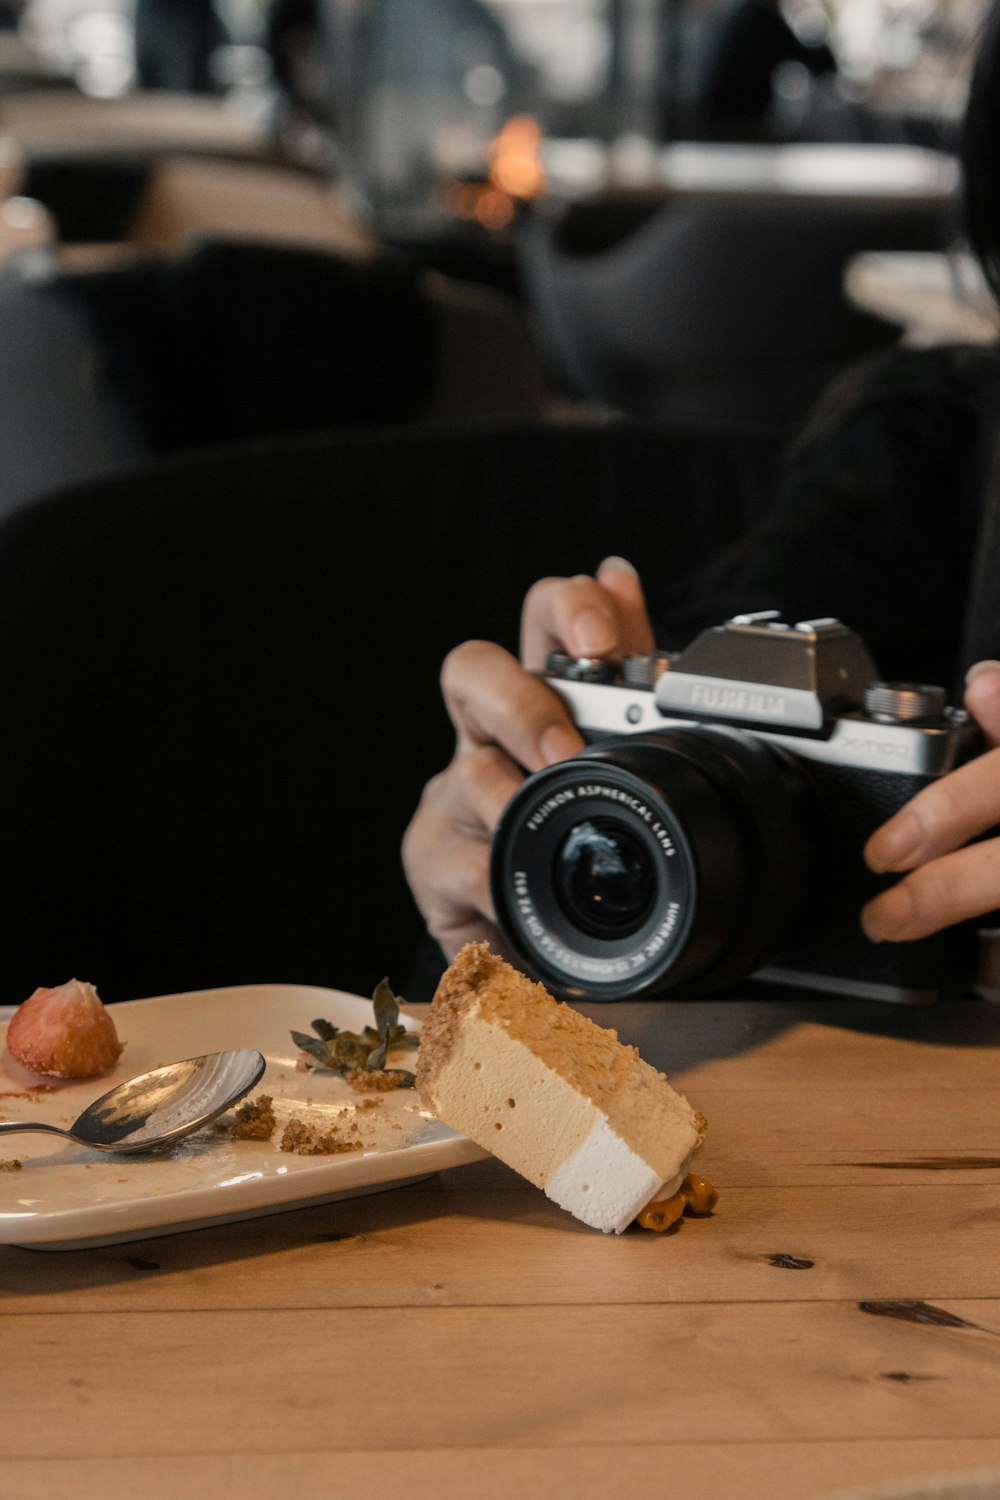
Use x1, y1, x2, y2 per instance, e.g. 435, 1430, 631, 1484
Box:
401, 0, 1000, 970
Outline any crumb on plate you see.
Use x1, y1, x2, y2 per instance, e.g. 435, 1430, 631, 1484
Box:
280, 1118, 362, 1155
345, 1068, 409, 1093
224, 1094, 277, 1141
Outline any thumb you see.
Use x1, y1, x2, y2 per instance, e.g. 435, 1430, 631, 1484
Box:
965, 660, 1000, 747
595, 556, 655, 655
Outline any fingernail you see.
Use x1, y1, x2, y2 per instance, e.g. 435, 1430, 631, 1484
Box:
860, 882, 913, 943
539, 723, 582, 766
597, 556, 637, 578
864, 808, 921, 873
967, 659, 1000, 684
571, 607, 616, 656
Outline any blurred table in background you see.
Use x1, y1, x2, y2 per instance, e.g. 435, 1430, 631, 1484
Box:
0, 27, 70, 95
0, 88, 274, 163
117, 155, 376, 259
845, 250, 1000, 346
0, 87, 381, 264
541, 139, 961, 213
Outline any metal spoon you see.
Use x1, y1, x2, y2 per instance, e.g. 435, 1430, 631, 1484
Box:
0, 1049, 266, 1154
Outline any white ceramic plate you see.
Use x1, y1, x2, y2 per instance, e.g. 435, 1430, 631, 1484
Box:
0, 983, 486, 1250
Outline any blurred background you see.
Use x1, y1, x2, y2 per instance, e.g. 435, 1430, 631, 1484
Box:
0, 0, 983, 308
0, 1, 985, 203
0, 0, 992, 1002
0, 0, 983, 352
6, 2, 986, 144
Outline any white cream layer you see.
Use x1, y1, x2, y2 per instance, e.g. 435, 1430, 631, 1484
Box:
545, 1119, 690, 1234
426, 1000, 697, 1232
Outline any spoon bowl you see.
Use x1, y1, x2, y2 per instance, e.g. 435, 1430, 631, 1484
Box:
0, 1050, 266, 1154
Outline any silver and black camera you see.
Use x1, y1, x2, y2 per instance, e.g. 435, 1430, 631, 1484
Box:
490, 611, 983, 1004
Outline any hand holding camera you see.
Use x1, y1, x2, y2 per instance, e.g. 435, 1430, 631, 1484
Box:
862, 660, 1000, 945
402, 558, 647, 959
402, 562, 1000, 1002
492, 609, 986, 1003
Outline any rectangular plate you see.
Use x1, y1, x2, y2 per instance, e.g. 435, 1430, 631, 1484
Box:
0, 983, 486, 1250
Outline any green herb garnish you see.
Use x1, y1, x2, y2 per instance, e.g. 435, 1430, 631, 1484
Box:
291, 977, 418, 1086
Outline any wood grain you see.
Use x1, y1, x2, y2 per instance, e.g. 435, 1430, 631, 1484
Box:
697, 1087, 1000, 1184
3, 1176, 1000, 1311
4, 1301, 1000, 1461
3, 1442, 1000, 1500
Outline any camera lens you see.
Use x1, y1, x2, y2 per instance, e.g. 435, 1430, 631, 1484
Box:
490, 727, 815, 1001
553, 818, 657, 938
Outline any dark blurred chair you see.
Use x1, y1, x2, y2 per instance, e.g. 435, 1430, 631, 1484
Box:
0, 418, 782, 1006
518, 192, 954, 439
0, 236, 550, 509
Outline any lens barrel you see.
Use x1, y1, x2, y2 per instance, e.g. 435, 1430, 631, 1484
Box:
490, 727, 816, 1000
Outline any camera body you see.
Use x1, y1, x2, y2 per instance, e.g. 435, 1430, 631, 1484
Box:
490, 612, 982, 1004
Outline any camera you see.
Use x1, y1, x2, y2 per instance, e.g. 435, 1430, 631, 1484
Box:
490, 611, 983, 1004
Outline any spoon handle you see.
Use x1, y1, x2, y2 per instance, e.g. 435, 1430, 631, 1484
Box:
0, 1120, 76, 1142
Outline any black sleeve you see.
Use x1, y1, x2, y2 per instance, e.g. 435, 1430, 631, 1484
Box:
652, 343, 1000, 695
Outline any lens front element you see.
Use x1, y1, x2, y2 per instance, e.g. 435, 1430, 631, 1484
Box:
553, 817, 658, 939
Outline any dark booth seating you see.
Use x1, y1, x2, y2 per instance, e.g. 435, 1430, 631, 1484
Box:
518, 192, 955, 440
0, 420, 782, 1007
0, 237, 550, 511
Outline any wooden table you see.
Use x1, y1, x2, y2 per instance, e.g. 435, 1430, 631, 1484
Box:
3, 991, 1000, 1500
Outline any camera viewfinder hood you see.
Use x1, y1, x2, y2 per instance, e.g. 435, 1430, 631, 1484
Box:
654, 612, 880, 732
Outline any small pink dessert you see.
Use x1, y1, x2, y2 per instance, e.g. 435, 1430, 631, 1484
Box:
5, 978, 124, 1079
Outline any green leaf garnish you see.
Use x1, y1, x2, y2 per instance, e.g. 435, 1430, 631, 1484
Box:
291, 978, 418, 1082
372, 977, 397, 1035
366, 1035, 389, 1071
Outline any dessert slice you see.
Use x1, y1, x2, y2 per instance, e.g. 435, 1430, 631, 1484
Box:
416, 942, 710, 1234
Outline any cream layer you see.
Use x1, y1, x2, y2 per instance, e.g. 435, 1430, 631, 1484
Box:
545, 1118, 691, 1233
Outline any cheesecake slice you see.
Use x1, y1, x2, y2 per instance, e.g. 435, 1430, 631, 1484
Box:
416, 942, 708, 1233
